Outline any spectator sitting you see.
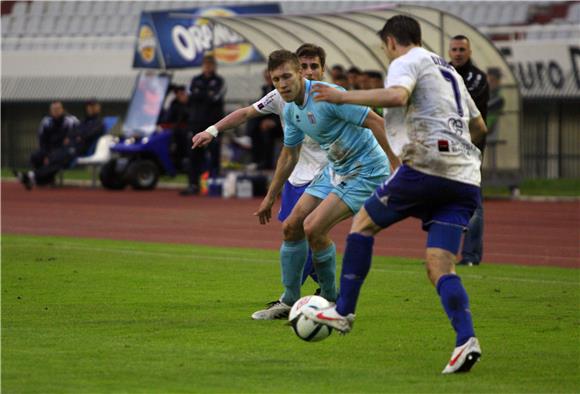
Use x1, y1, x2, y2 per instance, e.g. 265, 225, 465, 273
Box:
346, 66, 362, 90
333, 74, 350, 90
14, 100, 105, 190
29, 100, 79, 170
330, 64, 346, 84
365, 70, 385, 115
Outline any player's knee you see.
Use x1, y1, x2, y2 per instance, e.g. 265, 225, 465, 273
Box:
425, 248, 455, 285
282, 218, 304, 241
303, 219, 324, 249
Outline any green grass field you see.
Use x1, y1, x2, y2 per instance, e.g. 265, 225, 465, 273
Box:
2, 234, 579, 393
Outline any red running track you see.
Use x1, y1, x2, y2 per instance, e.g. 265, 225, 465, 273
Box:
2, 182, 578, 268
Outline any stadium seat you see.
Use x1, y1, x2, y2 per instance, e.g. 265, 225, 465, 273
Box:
25, 15, 43, 36
11, 1, 28, 16
513, 3, 530, 24
53, 15, 70, 36
29, 1, 45, 16
91, 1, 107, 15
39, 16, 57, 36
103, 1, 120, 16
79, 15, 96, 36
76, 1, 92, 16
567, 2, 580, 23
61, 1, 78, 16
93, 15, 109, 36
45, 1, 63, 16
1, 16, 12, 36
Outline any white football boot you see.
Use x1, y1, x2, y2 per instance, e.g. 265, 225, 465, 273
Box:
251, 300, 291, 320
301, 305, 355, 333
442, 337, 482, 374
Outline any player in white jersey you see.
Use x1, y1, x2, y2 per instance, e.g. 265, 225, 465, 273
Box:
304, 15, 487, 374
191, 44, 328, 319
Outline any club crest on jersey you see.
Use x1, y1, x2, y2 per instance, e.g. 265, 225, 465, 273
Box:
307, 112, 316, 124
295, 114, 300, 123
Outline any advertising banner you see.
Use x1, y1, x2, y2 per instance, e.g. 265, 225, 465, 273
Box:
498, 40, 580, 98
133, 3, 280, 69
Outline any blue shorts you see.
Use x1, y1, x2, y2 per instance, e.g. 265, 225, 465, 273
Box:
278, 181, 310, 222
365, 165, 480, 232
306, 165, 389, 214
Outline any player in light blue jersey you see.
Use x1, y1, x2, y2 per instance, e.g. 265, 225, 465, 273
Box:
304, 15, 488, 374
254, 50, 399, 318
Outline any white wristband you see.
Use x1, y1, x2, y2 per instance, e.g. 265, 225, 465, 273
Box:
206, 125, 218, 138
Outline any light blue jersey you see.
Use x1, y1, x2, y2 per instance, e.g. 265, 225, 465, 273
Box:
283, 80, 390, 213
283, 80, 388, 178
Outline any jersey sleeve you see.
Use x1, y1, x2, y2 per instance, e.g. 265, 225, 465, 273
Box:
385, 57, 417, 94
283, 107, 304, 147
330, 101, 370, 127
466, 94, 481, 119
252, 90, 282, 116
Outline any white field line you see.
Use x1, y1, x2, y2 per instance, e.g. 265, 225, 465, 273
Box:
5, 240, 580, 287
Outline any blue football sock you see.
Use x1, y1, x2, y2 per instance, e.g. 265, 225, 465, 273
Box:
437, 274, 476, 347
280, 239, 308, 305
336, 233, 374, 316
300, 250, 318, 285
312, 243, 337, 301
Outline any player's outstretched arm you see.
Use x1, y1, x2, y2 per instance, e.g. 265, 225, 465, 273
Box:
312, 84, 409, 108
468, 115, 488, 146
254, 145, 301, 225
191, 106, 262, 149
362, 110, 401, 170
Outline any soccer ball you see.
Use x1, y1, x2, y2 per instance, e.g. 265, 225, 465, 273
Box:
289, 295, 333, 342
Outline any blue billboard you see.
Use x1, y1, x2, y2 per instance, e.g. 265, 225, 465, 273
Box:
133, 4, 281, 69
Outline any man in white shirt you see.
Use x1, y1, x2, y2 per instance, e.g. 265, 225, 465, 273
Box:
304, 15, 488, 375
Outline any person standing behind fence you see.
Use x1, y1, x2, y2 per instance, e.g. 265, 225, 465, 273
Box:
184, 55, 226, 196
449, 35, 489, 266
485, 67, 505, 142
29, 101, 79, 170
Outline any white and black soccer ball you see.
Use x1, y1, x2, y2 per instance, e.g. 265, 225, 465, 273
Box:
289, 295, 333, 342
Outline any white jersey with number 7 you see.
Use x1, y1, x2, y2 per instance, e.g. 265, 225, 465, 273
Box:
383, 46, 482, 186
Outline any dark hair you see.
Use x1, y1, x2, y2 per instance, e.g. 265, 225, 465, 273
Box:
487, 67, 502, 79
295, 43, 326, 68
331, 64, 345, 72
377, 15, 422, 46
202, 54, 216, 64
364, 70, 383, 80
347, 66, 362, 75
268, 49, 300, 72
451, 34, 470, 43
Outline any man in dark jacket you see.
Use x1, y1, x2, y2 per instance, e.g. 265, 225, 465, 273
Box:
449, 35, 489, 266
183, 55, 226, 195
162, 85, 191, 172
15, 100, 105, 189
30, 101, 79, 169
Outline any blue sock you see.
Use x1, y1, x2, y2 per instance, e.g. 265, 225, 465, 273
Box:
437, 274, 476, 347
300, 250, 318, 285
336, 233, 374, 316
312, 243, 337, 301
280, 239, 308, 305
